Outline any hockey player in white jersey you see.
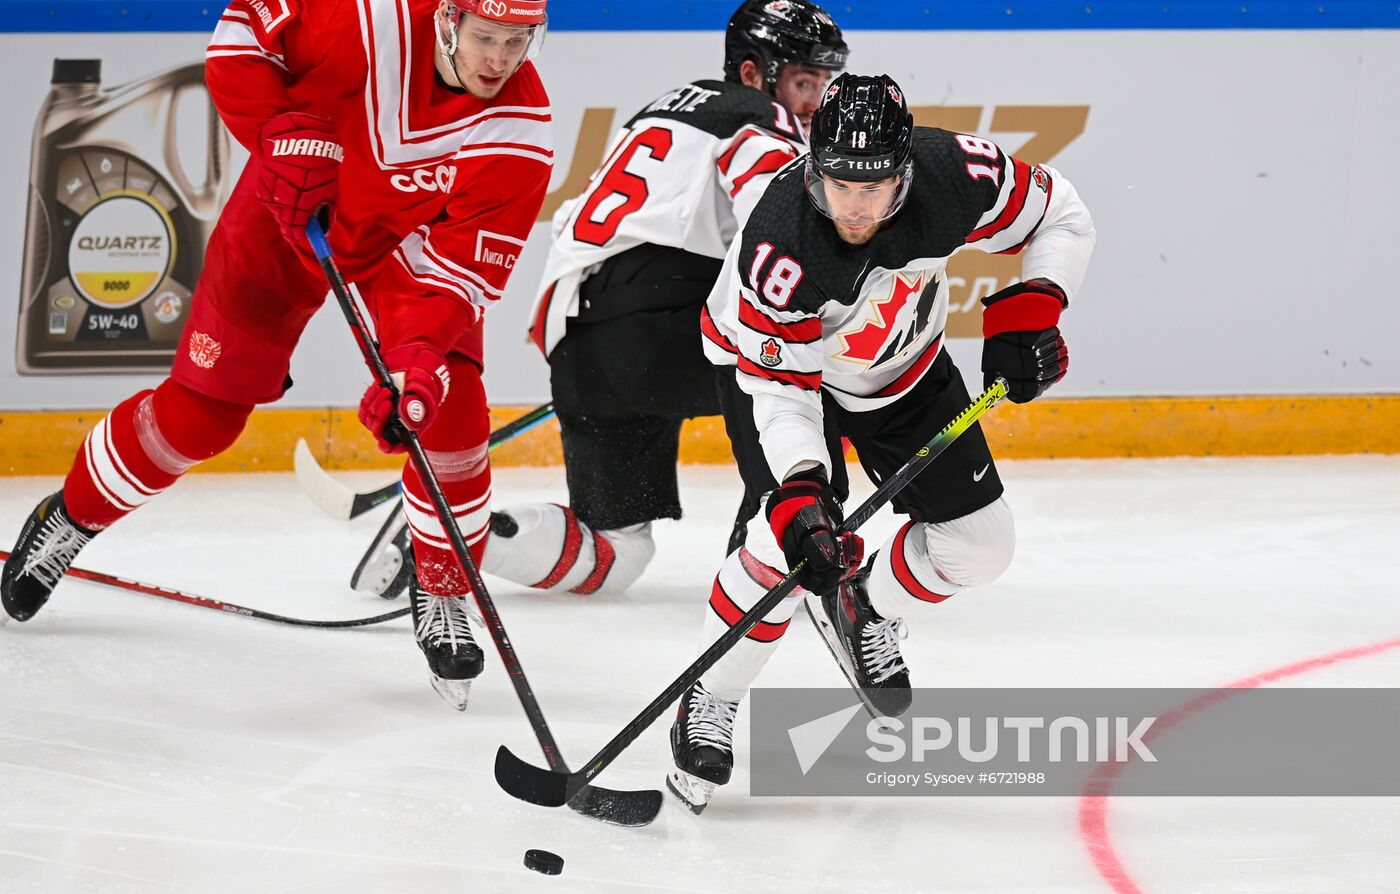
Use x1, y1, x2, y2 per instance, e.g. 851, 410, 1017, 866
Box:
353, 0, 849, 600
666, 73, 1095, 811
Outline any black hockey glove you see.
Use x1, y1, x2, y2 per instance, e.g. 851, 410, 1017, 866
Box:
765, 469, 864, 595
981, 279, 1070, 404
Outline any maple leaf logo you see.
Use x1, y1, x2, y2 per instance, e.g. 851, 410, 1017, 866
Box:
836, 272, 926, 365
759, 337, 782, 368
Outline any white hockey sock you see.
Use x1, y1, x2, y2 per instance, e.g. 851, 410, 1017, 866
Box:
481, 503, 655, 595
697, 546, 803, 702
866, 497, 1016, 620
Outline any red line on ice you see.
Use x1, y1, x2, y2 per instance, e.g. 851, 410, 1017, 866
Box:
1077, 636, 1400, 894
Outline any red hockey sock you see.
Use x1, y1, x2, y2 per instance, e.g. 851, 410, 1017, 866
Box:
402, 357, 493, 596
63, 379, 253, 531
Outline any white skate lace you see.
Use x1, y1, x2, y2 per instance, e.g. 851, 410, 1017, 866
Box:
686, 687, 739, 754
414, 591, 477, 649
20, 513, 92, 590
861, 618, 909, 684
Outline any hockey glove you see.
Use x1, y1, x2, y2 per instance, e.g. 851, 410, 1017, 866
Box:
256, 112, 343, 247
358, 345, 451, 454
981, 279, 1070, 404
765, 469, 864, 595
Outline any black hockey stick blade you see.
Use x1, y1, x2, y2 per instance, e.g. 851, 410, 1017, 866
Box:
567, 778, 663, 827
496, 745, 579, 808
495, 746, 661, 825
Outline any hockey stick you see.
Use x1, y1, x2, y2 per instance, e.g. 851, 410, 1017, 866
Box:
0, 550, 409, 628
294, 439, 395, 521
306, 221, 662, 827
294, 402, 557, 521
494, 377, 1010, 809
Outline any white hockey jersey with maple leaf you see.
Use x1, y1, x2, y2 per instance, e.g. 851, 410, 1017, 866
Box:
702, 127, 1095, 481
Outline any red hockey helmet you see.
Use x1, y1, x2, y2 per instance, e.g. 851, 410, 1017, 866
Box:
456, 0, 547, 27
438, 0, 549, 69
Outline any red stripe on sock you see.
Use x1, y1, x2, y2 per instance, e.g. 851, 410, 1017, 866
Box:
890, 521, 952, 603
708, 578, 790, 642
570, 529, 616, 595
533, 504, 583, 590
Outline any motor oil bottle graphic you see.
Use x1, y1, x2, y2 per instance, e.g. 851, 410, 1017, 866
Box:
17, 59, 230, 374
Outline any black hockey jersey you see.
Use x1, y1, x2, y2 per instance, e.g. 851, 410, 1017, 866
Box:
702, 127, 1095, 481
530, 79, 806, 355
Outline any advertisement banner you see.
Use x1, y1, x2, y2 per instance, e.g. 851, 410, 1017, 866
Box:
18, 58, 229, 375
1, 25, 1398, 411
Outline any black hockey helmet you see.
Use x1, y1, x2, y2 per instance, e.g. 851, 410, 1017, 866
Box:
723, 0, 849, 87
805, 73, 915, 223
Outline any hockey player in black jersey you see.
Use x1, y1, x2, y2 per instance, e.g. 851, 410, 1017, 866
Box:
667, 73, 1096, 812
351, 0, 849, 600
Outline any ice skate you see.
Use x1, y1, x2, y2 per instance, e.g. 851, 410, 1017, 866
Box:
409, 581, 484, 710
666, 681, 740, 814
805, 564, 912, 718
2, 491, 98, 624
351, 507, 412, 599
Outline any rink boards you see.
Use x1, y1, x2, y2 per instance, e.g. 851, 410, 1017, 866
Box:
0, 6, 1397, 468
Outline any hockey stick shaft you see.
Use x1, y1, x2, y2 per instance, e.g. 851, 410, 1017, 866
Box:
329, 402, 558, 520
495, 377, 1010, 807
345, 480, 394, 519
307, 221, 566, 767
307, 222, 661, 825
0, 550, 409, 628
490, 401, 557, 448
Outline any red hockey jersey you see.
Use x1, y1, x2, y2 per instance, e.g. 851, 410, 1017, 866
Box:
206, 0, 552, 352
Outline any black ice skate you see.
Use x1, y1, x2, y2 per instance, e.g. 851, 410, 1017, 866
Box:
666, 681, 740, 814
350, 507, 413, 599
1, 491, 97, 624
805, 563, 912, 718
409, 581, 484, 710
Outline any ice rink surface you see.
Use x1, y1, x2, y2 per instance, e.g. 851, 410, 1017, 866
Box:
1, 457, 1397, 893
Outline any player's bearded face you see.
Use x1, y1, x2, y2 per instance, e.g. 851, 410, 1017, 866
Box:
773, 65, 836, 131
819, 174, 901, 245
439, 14, 535, 99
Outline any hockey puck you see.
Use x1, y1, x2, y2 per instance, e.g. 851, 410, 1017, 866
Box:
524, 849, 564, 876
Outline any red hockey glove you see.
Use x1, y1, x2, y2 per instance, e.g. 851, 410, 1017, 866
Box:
981, 279, 1069, 404
765, 469, 864, 595
256, 112, 343, 247
358, 345, 451, 454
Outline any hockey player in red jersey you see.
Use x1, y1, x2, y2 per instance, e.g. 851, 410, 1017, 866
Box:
351, 0, 849, 602
666, 74, 1096, 811
1, 0, 553, 710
